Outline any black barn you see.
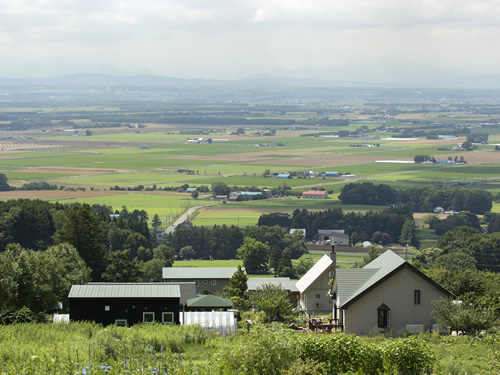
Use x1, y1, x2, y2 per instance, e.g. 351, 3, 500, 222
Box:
69, 283, 181, 326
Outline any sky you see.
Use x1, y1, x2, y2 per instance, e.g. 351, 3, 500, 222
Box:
1, 0, 499, 81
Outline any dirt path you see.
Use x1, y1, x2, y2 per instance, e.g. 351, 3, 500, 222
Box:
163, 204, 219, 234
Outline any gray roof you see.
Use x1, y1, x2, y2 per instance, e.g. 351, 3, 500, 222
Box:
295, 255, 334, 293
336, 250, 451, 308
68, 283, 181, 299
335, 269, 378, 305
336, 250, 407, 307
318, 229, 347, 237
247, 277, 299, 293
162, 267, 238, 280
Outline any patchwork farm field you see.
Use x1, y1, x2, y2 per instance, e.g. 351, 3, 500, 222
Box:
2, 101, 500, 227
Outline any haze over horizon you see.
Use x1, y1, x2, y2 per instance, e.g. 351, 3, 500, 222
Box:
1, 0, 500, 86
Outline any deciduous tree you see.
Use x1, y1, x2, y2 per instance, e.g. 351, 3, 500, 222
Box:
237, 237, 269, 274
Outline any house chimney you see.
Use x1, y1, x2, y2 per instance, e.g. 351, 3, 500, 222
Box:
330, 245, 336, 268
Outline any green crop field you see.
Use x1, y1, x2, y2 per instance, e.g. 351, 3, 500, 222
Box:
191, 210, 262, 226
1, 108, 499, 226
50, 193, 204, 222
48, 172, 206, 186
4, 171, 72, 182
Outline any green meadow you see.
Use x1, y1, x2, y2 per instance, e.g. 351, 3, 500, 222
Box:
0, 121, 497, 225
51, 193, 206, 222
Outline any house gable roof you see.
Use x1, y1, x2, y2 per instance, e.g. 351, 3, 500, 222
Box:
187, 294, 233, 308
296, 254, 334, 293
339, 250, 451, 309
68, 283, 181, 299
162, 267, 238, 280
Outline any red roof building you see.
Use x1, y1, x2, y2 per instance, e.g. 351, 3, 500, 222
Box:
302, 190, 328, 199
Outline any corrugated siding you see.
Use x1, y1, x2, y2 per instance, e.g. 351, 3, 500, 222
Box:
69, 284, 181, 298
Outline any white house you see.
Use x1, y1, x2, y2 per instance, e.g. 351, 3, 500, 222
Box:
295, 253, 335, 314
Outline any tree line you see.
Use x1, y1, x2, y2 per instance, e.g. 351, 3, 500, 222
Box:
339, 182, 492, 214
258, 207, 417, 246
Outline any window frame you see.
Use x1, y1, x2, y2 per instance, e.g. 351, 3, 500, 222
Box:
143, 312, 155, 323
115, 319, 128, 327
162, 312, 174, 324
377, 304, 390, 329
414, 289, 421, 305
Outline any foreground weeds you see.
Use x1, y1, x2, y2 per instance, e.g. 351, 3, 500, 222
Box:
0, 323, 498, 374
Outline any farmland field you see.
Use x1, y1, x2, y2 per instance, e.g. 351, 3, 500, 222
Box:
2, 93, 500, 228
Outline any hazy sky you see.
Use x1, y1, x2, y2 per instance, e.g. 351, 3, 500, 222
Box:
1, 0, 499, 79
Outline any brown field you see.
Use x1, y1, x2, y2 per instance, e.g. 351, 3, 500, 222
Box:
12, 167, 123, 175
0, 142, 69, 153
0, 189, 189, 200
0, 190, 121, 199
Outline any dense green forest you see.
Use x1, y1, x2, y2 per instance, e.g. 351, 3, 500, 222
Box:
339, 182, 493, 215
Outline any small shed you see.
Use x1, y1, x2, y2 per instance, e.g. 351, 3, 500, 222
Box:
69, 283, 181, 326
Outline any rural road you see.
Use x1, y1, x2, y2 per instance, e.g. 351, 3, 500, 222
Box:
164, 203, 218, 234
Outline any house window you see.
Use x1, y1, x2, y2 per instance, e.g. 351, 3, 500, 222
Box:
195, 280, 199, 286
377, 303, 390, 329
143, 312, 155, 323
115, 319, 127, 327
315, 294, 321, 299
162, 312, 174, 324
414, 290, 421, 305
203, 280, 208, 284
104, 305, 110, 311
211, 280, 217, 285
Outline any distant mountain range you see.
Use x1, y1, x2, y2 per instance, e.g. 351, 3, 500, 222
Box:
1, 68, 500, 90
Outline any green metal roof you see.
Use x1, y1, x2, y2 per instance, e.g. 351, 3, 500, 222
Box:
187, 294, 233, 308
336, 250, 451, 309
162, 267, 238, 280
335, 269, 378, 304
68, 283, 181, 298
337, 250, 406, 307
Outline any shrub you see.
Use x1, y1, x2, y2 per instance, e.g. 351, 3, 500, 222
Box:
212, 328, 300, 374
383, 336, 437, 375
297, 333, 378, 374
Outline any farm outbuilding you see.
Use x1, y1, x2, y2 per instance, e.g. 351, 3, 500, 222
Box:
68, 283, 181, 327
162, 267, 237, 293
302, 190, 328, 199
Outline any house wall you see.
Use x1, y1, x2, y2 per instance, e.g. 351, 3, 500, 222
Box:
300, 267, 334, 313
69, 297, 180, 326
303, 193, 328, 199
343, 267, 448, 336
162, 278, 229, 294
